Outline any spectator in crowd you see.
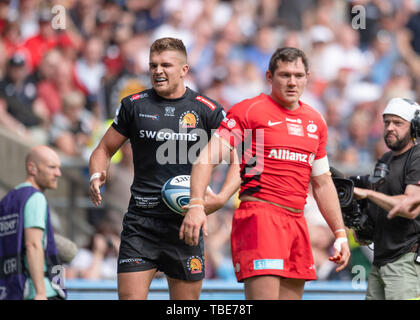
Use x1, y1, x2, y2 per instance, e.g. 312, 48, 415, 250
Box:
37, 52, 86, 119
66, 219, 120, 280
74, 36, 106, 100
49, 90, 97, 158
245, 26, 278, 78
0, 53, 49, 141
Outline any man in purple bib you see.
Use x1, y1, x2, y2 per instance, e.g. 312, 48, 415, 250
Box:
0, 146, 65, 300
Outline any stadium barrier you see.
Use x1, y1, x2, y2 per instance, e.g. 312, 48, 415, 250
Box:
66, 279, 367, 300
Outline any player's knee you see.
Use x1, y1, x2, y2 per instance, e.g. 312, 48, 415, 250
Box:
118, 287, 148, 300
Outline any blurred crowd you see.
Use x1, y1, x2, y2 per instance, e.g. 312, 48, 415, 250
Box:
0, 0, 419, 281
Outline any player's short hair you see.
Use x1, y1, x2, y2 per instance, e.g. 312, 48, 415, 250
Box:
150, 37, 187, 62
268, 47, 309, 74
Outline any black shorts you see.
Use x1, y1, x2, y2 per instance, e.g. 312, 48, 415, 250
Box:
117, 212, 205, 281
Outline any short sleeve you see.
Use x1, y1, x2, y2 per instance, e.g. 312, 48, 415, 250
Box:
194, 94, 226, 136
215, 103, 247, 149
111, 98, 133, 138
23, 192, 48, 230
315, 115, 328, 160
207, 106, 226, 133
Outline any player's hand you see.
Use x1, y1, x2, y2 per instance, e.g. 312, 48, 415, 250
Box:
203, 188, 225, 215
179, 206, 207, 246
329, 236, 351, 272
89, 170, 107, 206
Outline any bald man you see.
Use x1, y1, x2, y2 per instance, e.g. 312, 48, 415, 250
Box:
0, 145, 66, 300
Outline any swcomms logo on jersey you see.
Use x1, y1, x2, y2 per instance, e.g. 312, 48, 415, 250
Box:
139, 129, 199, 141
268, 149, 316, 166
155, 128, 209, 165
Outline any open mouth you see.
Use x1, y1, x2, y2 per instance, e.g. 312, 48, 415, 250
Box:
154, 77, 168, 85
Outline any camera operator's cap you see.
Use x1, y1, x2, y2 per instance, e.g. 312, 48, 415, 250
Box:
383, 98, 420, 122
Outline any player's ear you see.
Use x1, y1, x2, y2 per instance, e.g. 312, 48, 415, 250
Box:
266, 70, 273, 84
181, 64, 189, 78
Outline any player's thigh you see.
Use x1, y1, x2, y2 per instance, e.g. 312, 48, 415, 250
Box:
118, 269, 157, 300
243, 275, 281, 300
166, 276, 203, 300
278, 277, 306, 300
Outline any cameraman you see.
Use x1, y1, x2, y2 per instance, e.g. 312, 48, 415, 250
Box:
353, 98, 420, 300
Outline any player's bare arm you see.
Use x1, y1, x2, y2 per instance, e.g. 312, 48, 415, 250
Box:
180, 135, 234, 246
89, 126, 127, 206
204, 148, 241, 214
311, 172, 350, 272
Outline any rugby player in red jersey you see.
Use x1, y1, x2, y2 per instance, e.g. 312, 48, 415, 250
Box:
180, 47, 350, 299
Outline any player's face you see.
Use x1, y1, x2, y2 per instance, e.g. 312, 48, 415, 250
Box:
383, 114, 412, 152
149, 50, 189, 99
266, 58, 308, 110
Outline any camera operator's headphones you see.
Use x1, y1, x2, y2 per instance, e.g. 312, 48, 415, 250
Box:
399, 98, 420, 140
410, 108, 420, 140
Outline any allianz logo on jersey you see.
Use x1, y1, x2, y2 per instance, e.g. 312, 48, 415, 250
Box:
268, 148, 316, 166
139, 129, 199, 141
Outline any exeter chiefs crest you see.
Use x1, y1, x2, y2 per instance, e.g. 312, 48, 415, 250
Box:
180, 111, 199, 128
187, 256, 203, 274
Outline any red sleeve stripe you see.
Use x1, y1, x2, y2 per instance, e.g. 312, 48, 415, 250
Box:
196, 96, 216, 111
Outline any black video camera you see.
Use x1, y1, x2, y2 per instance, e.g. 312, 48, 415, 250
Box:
331, 161, 389, 243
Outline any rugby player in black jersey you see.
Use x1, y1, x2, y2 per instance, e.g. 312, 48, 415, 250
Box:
88, 38, 240, 299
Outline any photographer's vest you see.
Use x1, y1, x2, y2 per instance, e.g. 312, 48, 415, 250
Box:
0, 186, 64, 300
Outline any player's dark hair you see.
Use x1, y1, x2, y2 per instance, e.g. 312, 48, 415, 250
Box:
150, 37, 187, 61
268, 47, 309, 74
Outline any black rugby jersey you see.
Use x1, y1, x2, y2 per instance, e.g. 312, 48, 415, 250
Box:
112, 87, 225, 217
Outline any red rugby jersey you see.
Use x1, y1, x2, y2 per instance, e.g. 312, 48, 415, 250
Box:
216, 93, 328, 211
